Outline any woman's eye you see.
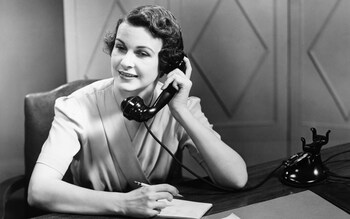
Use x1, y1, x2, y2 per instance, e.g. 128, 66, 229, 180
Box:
115, 44, 126, 52
136, 50, 150, 57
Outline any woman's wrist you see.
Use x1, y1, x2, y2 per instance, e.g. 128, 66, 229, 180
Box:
103, 192, 126, 215
171, 106, 194, 126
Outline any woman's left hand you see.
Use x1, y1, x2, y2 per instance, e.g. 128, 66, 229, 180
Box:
161, 57, 192, 113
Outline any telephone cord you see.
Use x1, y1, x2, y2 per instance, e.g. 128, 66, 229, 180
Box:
143, 122, 283, 193
323, 150, 350, 182
323, 149, 350, 164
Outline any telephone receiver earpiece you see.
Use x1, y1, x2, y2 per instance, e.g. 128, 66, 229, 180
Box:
121, 53, 186, 122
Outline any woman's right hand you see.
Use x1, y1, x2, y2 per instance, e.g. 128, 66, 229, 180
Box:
118, 183, 180, 218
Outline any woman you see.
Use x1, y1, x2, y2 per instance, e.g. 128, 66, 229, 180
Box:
28, 5, 247, 218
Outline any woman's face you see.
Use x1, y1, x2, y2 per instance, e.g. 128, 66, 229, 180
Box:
111, 22, 163, 97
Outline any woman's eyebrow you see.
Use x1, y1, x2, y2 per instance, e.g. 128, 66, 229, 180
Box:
115, 38, 156, 54
115, 38, 125, 44
136, 46, 155, 54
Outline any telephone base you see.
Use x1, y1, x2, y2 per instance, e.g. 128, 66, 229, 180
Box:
280, 155, 328, 187
280, 171, 327, 187
280, 127, 330, 187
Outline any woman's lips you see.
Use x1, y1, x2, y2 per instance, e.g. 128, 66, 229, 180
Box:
119, 70, 138, 78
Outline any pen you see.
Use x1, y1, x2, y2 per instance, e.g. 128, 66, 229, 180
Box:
134, 181, 184, 198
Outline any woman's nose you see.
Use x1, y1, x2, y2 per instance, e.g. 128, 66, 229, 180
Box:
120, 51, 135, 69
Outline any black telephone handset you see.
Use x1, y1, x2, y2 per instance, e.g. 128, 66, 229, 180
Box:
121, 52, 186, 122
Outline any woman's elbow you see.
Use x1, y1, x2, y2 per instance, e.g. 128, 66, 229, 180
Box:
27, 182, 38, 207
217, 165, 248, 189
231, 162, 248, 189
27, 180, 46, 208
235, 169, 248, 189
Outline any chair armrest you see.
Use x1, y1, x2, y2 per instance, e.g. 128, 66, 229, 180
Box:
0, 175, 26, 219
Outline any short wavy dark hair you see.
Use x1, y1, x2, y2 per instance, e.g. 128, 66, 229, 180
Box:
104, 5, 184, 77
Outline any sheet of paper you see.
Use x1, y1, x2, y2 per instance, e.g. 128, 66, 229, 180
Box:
203, 190, 349, 219
156, 198, 213, 219
221, 213, 241, 219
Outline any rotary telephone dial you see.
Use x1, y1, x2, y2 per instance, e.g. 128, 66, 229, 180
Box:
121, 52, 186, 122
280, 127, 331, 187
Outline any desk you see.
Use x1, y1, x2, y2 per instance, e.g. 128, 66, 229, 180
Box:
31, 143, 350, 218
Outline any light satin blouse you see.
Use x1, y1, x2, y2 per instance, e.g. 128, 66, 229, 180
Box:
37, 78, 219, 192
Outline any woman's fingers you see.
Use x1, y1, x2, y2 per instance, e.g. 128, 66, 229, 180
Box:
143, 183, 180, 197
161, 57, 192, 90
126, 184, 181, 217
183, 56, 192, 78
162, 69, 191, 91
152, 198, 170, 210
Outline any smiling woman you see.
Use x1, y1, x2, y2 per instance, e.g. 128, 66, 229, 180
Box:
27, 4, 247, 218
111, 22, 163, 99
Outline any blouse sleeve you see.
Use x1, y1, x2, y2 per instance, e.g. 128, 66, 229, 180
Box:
176, 97, 221, 164
36, 96, 85, 176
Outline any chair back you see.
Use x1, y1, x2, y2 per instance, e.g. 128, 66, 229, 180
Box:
24, 80, 98, 184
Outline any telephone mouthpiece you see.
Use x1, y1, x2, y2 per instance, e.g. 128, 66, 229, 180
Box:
121, 96, 153, 122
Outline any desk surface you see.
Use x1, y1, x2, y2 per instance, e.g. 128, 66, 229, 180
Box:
31, 143, 350, 219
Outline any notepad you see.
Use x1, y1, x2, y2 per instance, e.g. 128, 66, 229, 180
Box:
156, 198, 213, 219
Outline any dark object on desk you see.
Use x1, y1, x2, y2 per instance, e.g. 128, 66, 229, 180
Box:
0, 79, 98, 219
280, 127, 330, 187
